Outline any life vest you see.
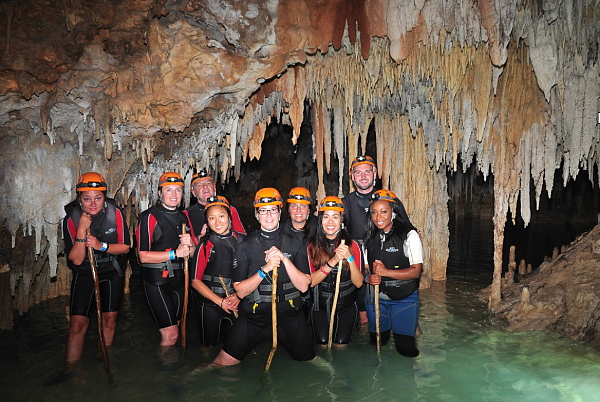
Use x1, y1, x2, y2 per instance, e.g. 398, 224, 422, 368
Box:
244, 231, 301, 308
66, 199, 126, 276
141, 205, 188, 278
366, 231, 419, 301
342, 190, 373, 242
199, 231, 243, 297
186, 202, 206, 237
312, 265, 357, 312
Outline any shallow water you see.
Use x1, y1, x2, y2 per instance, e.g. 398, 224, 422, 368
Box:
2, 275, 600, 402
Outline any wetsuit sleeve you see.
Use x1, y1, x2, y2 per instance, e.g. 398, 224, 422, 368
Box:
115, 206, 131, 246
193, 242, 212, 280
291, 238, 310, 275
350, 240, 364, 272
63, 216, 76, 255
136, 211, 157, 252
230, 206, 246, 235
232, 240, 251, 282
404, 230, 424, 265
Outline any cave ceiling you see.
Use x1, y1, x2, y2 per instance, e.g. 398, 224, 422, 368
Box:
0, 0, 599, 314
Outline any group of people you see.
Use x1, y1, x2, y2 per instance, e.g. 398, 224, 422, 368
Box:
60, 155, 424, 375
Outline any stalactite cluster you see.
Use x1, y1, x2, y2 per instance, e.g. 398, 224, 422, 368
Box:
0, 0, 599, 325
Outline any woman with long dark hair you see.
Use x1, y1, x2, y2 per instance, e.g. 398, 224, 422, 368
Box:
307, 196, 363, 345
364, 189, 422, 357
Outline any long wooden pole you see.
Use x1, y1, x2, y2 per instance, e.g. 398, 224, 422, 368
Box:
327, 240, 345, 348
374, 284, 381, 352
218, 275, 238, 318
181, 223, 189, 349
264, 264, 278, 372
86, 229, 111, 375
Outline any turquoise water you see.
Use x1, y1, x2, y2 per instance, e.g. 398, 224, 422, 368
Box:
2, 277, 600, 402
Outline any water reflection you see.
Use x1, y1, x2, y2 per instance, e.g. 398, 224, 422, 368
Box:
2, 273, 600, 401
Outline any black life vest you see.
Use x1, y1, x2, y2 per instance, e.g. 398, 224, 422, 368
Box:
366, 230, 418, 301
186, 202, 206, 237
66, 199, 126, 276
243, 230, 301, 308
141, 205, 188, 278
200, 231, 244, 297
342, 190, 374, 243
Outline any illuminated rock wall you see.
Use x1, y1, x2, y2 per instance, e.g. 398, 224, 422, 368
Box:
0, 0, 598, 326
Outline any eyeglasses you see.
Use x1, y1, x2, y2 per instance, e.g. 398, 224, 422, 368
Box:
257, 207, 280, 215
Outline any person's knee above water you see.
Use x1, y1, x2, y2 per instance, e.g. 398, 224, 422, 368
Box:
308, 196, 364, 345
136, 171, 195, 347
191, 195, 244, 346
364, 189, 423, 358
212, 187, 315, 366
62, 172, 131, 372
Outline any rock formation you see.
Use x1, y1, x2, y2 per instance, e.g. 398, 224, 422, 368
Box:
490, 225, 600, 350
0, 0, 598, 333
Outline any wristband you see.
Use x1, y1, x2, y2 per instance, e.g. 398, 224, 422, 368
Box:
364, 274, 370, 283
100, 242, 108, 252
319, 266, 331, 276
75, 237, 85, 243
348, 255, 355, 262
326, 262, 334, 269
258, 268, 266, 279
169, 250, 176, 260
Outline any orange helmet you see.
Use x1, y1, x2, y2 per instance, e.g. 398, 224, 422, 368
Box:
253, 188, 283, 208
370, 189, 398, 204
191, 169, 214, 186
205, 195, 231, 211
350, 155, 376, 171
318, 196, 345, 213
287, 187, 312, 205
76, 172, 107, 192
158, 172, 184, 188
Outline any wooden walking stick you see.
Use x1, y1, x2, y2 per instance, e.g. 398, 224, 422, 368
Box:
218, 275, 238, 318
86, 229, 111, 375
374, 283, 381, 352
264, 264, 278, 372
328, 240, 346, 348
181, 223, 189, 349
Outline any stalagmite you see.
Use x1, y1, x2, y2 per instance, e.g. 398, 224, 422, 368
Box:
0, 0, 598, 328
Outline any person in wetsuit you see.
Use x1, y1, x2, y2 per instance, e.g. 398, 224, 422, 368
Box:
342, 155, 411, 325
136, 172, 194, 354
364, 189, 422, 357
280, 187, 317, 246
212, 187, 315, 366
185, 169, 245, 241
191, 196, 244, 346
308, 196, 363, 345
62, 172, 131, 374
186, 169, 246, 341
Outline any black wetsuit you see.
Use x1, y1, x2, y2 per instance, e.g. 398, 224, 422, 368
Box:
63, 199, 130, 316
280, 215, 317, 246
309, 239, 363, 345
136, 205, 190, 329
222, 227, 316, 361
192, 230, 244, 346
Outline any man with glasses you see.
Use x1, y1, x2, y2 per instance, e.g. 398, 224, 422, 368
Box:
343, 155, 411, 325
185, 169, 245, 241
212, 187, 315, 366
